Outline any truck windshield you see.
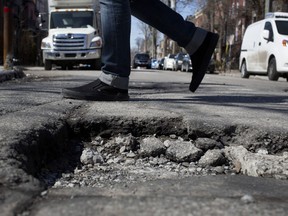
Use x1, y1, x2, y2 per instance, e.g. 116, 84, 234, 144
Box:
275, 21, 288, 35
50, 11, 93, 29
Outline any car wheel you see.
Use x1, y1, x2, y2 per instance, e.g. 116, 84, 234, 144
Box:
268, 58, 279, 81
44, 60, 52, 70
240, 61, 249, 78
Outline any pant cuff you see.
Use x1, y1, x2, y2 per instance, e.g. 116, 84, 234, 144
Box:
99, 72, 129, 90
185, 28, 208, 55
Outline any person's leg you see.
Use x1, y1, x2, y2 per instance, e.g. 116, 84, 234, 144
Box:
130, 0, 199, 51
62, 0, 131, 101
130, 0, 219, 92
99, 0, 131, 90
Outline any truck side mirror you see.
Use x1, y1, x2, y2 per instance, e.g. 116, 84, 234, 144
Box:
262, 30, 270, 41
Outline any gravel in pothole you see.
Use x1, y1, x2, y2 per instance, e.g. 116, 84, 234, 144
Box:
39, 134, 238, 188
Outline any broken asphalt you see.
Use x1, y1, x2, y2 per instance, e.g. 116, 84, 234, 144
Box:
0, 66, 287, 216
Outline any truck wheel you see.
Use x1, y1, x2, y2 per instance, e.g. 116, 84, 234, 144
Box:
44, 60, 52, 70
268, 58, 279, 81
240, 61, 249, 78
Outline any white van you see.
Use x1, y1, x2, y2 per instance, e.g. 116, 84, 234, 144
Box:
239, 12, 288, 81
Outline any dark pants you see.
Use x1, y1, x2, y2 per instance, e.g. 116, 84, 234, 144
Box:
99, 0, 205, 89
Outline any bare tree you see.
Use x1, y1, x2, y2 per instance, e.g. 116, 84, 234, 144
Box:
135, 37, 144, 52
138, 22, 150, 53
149, 26, 159, 58
246, 0, 265, 20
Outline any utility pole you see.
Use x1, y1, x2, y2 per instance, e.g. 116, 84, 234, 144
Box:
0, 1, 3, 65
163, 0, 176, 56
170, 0, 176, 54
3, 0, 13, 70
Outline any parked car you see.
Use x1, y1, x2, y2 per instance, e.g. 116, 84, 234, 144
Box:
151, 58, 159, 69
181, 54, 215, 73
207, 58, 216, 73
133, 53, 151, 69
172, 52, 185, 71
158, 58, 164, 70
181, 54, 192, 72
163, 54, 175, 70
239, 12, 288, 81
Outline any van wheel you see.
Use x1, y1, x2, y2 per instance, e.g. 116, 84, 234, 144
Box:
44, 60, 52, 70
240, 61, 249, 78
268, 58, 279, 81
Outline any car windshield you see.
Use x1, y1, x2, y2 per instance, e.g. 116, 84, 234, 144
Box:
136, 54, 149, 60
275, 21, 288, 35
176, 53, 184, 59
169, 54, 176, 59
50, 11, 93, 29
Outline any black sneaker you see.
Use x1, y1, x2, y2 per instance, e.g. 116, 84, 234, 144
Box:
190, 32, 219, 92
62, 79, 129, 101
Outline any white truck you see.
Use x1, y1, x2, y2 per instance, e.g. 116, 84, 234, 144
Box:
41, 0, 102, 70
239, 12, 288, 81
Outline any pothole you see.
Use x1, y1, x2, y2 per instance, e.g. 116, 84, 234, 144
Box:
38, 134, 236, 189
32, 117, 288, 189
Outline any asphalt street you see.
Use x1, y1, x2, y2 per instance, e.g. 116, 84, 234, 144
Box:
0, 66, 287, 216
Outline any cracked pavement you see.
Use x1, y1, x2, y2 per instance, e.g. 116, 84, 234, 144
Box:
0, 67, 287, 216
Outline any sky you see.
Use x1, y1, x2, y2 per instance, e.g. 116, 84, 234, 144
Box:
130, 2, 197, 48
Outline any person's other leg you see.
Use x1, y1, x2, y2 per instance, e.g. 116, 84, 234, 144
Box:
62, 0, 131, 101
131, 0, 219, 92
130, 0, 198, 51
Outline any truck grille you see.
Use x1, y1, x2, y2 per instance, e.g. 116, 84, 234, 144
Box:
53, 34, 86, 50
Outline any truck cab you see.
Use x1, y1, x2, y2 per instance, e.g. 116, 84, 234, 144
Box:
41, 0, 102, 70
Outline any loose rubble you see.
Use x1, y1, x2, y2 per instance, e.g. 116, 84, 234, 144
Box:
37, 133, 287, 189
225, 146, 288, 179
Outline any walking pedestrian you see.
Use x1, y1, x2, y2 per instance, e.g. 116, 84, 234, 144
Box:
62, 0, 219, 101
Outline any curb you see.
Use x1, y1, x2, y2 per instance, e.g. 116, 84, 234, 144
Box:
0, 67, 26, 83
